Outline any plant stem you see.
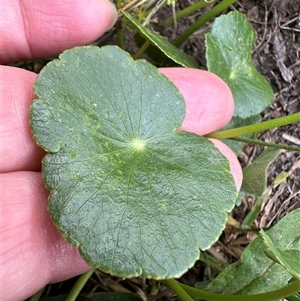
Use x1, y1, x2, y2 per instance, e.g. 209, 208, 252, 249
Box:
65, 269, 96, 301
115, 0, 125, 49
205, 112, 300, 139
242, 196, 264, 228
174, 0, 238, 47
161, 279, 193, 301
150, 281, 159, 295
178, 280, 300, 301
286, 294, 300, 301
117, 27, 125, 49
228, 137, 300, 152
133, 39, 151, 59
164, 0, 212, 26
28, 287, 45, 301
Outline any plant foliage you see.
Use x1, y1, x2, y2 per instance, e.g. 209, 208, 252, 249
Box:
205, 12, 274, 118
202, 209, 300, 295
30, 45, 237, 279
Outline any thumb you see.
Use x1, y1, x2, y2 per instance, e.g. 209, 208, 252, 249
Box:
1, 0, 117, 63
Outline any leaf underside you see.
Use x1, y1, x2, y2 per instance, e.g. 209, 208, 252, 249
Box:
30, 46, 237, 279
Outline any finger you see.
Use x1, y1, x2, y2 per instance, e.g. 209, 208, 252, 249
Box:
159, 68, 242, 190
159, 68, 234, 135
1, 172, 91, 301
0, 0, 117, 64
1, 66, 242, 189
0, 66, 44, 172
210, 139, 243, 190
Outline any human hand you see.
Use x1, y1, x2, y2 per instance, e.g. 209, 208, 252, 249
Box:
0, 1, 242, 300
1, 1, 118, 300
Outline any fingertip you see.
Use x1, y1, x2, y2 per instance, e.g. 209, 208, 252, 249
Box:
74, 0, 118, 39
1, 0, 118, 63
159, 68, 234, 135
210, 139, 243, 191
30, 0, 118, 58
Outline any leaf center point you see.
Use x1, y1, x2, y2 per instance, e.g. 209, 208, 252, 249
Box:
131, 138, 146, 152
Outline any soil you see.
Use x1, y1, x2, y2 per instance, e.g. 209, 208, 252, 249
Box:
32, 1, 300, 300
239, 0, 300, 225
231, 0, 300, 227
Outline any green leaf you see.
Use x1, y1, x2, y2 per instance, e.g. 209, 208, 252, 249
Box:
241, 148, 280, 197
135, 33, 178, 67
206, 12, 274, 118
203, 209, 300, 295
121, 10, 198, 68
30, 45, 237, 279
261, 230, 300, 280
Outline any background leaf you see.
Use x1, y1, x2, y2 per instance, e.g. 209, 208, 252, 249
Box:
241, 148, 280, 197
261, 230, 300, 280
122, 11, 198, 68
30, 46, 237, 279
205, 11, 274, 118
202, 209, 300, 295
135, 33, 178, 67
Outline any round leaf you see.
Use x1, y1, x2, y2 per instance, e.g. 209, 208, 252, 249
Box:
30, 46, 237, 279
205, 12, 274, 118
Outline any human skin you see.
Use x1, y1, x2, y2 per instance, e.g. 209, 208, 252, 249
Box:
0, 1, 242, 300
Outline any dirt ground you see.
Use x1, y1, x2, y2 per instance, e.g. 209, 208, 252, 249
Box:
35, 1, 300, 300
239, 0, 300, 226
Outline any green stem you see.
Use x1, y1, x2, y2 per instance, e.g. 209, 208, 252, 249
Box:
236, 227, 263, 234
150, 281, 159, 295
286, 294, 300, 301
242, 196, 264, 228
228, 137, 300, 152
174, 0, 238, 47
117, 28, 125, 49
28, 287, 45, 301
164, 0, 212, 26
65, 269, 96, 301
178, 280, 300, 301
161, 279, 193, 301
205, 112, 300, 139
133, 39, 151, 60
